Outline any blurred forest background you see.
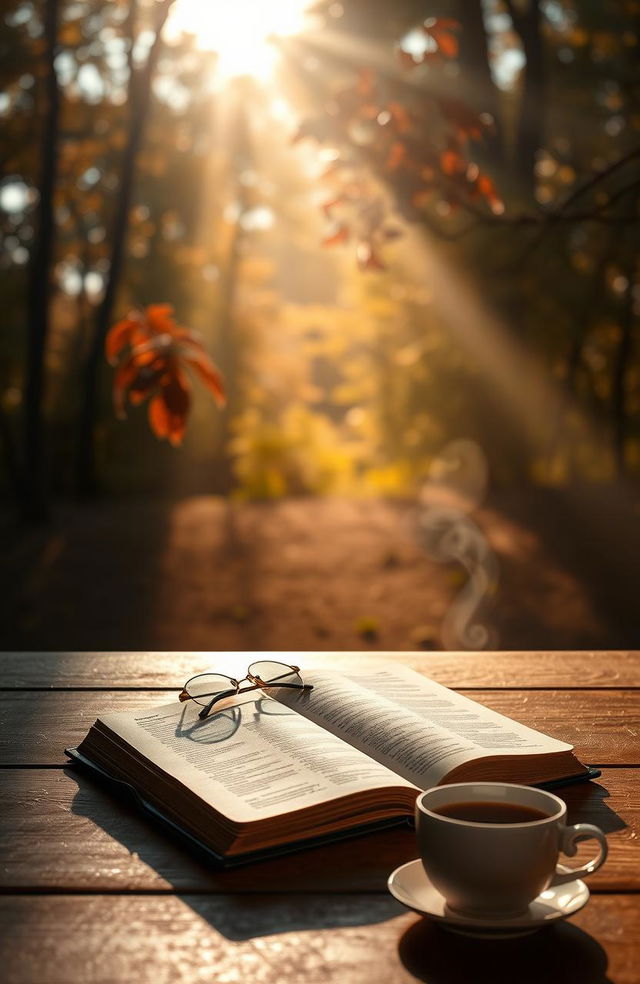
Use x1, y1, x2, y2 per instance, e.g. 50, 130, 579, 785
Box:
1, 0, 640, 653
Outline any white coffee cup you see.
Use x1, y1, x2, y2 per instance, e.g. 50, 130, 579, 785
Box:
415, 782, 608, 918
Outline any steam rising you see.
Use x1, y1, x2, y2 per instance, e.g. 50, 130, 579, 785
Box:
417, 439, 498, 650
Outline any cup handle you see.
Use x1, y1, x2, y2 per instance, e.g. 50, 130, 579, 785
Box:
551, 823, 608, 886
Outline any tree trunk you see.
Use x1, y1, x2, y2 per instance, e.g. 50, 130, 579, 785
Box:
214, 87, 252, 492
455, 0, 504, 171
76, 0, 174, 497
612, 237, 637, 478
506, 0, 544, 197
0, 404, 26, 504
22, 0, 60, 520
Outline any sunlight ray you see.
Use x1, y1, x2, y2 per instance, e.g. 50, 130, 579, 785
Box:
166, 0, 315, 81
396, 225, 616, 476
285, 25, 456, 100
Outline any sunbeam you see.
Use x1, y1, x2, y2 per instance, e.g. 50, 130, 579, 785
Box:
166, 0, 315, 81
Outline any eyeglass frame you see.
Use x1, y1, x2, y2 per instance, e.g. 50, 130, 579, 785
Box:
179, 662, 313, 719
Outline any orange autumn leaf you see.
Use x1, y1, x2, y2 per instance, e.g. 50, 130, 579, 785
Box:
145, 303, 177, 332
440, 147, 464, 176
113, 353, 147, 417
170, 326, 213, 359
423, 18, 461, 58
387, 102, 413, 134
476, 173, 505, 214
323, 224, 350, 247
106, 304, 225, 445
322, 197, 345, 217
185, 352, 226, 406
148, 393, 173, 442
386, 141, 407, 172
105, 313, 146, 364
427, 17, 461, 30
148, 365, 191, 446
439, 97, 493, 141
148, 392, 189, 446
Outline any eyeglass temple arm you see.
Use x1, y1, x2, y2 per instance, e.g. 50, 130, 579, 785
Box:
196, 680, 314, 720
179, 688, 233, 702
178, 687, 240, 718
198, 687, 241, 719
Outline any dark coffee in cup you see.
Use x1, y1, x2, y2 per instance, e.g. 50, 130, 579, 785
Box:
434, 801, 550, 824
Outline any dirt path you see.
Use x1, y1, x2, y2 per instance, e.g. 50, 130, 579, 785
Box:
1, 494, 619, 652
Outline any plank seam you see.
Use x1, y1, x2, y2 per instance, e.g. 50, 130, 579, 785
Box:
2, 685, 639, 692
2, 762, 638, 769
0, 888, 637, 897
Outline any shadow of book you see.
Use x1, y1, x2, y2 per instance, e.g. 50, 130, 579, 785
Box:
563, 780, 627, 835
67, 762, 418, 927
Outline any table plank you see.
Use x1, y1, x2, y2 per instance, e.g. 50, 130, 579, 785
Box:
1, 689, 638, 765
2, 650, 638, 984
2, 650, 639, 690
1, 894, 638, 984
0, 768, 636, 893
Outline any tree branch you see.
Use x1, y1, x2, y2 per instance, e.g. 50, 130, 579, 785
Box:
554, 145, 640, 215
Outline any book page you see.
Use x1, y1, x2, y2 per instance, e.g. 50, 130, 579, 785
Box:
95, 694, 415, 823
273, 663, 573, 789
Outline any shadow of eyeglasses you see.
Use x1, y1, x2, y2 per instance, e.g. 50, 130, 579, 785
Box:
175, 695, 295, 743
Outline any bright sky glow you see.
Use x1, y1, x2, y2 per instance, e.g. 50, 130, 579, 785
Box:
167, 0, 311, 81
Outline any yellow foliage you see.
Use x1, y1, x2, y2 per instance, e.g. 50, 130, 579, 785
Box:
230, 404, 358, 498
360, 460, 415, 495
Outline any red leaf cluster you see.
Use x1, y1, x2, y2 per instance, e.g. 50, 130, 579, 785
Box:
105, 304, 225, 446
437, 97, 495, 141
421, 18, 461, 60
294, 41, 504, 266
398, 17, 461, 67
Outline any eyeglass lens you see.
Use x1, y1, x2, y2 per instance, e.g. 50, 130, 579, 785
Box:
183, 673, 236, 707
248, 661, 303, 688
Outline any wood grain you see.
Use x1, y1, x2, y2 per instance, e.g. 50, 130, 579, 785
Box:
2, 649, 639, 690
0, 768, 636, 893
2, 651, 639, 984
1, 893, 639, 984
1, 689, 638, 765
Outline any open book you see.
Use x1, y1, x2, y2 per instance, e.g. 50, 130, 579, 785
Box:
67, 662, 597, 866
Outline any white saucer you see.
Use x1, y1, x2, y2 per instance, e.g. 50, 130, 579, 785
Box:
387, 860, 589, 938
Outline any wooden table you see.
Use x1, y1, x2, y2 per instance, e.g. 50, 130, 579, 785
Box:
1, 650, 639, 983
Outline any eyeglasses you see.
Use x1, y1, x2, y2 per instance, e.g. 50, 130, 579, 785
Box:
179, 660, 313, 719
